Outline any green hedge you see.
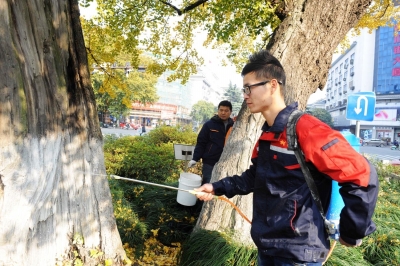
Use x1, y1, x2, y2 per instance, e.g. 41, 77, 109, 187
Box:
105, 125, 201, 256
143, 124, 197, 146
103, 125, 198, 184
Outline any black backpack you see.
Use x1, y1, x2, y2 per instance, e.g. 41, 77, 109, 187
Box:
286, 110, 337, 235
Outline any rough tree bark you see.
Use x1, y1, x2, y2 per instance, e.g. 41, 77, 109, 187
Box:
195, 102, 260, 245
196, 0, 372, 247
0, 0, 125, 265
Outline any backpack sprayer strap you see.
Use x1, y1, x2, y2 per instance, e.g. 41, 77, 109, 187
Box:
287, 110, 336, 235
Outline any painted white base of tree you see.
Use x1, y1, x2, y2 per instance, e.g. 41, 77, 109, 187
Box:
0, 0, 125, 265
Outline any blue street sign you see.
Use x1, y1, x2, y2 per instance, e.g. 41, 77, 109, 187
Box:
346, 92, 376, 121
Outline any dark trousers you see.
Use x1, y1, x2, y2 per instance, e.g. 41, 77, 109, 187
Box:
257, 252, 322, 266
201, 163, 214, 184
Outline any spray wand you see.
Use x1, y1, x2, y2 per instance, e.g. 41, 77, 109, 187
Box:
110, 174, 209, 196
108, 174, 252, 224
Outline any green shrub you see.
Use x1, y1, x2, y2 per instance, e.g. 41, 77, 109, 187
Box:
120, 141, 180, 183
103, 136, 138, 175
109, 178, 148, 258
131, 184, 202, 246
141, 125, 202, 177
103, 125, 198, 183
144, 125, 197, 146
110, 178, 202, 250
105, 125, 201, 256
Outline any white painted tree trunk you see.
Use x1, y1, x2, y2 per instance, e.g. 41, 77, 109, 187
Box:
0, 0, 125, 265
196, 0, 372, 247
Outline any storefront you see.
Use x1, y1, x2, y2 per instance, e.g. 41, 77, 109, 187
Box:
359, 126, 394, 141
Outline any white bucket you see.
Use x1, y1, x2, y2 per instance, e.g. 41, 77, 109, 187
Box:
176, 172, 202, 206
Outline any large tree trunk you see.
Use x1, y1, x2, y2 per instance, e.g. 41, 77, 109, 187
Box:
196, 102, 261, 245
196, 0, 372, 247
0, 1, 125, 265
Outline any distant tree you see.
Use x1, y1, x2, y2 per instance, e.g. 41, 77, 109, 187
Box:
92, 73, 131, 123
306, 108, 335, 128
190, 101, 216, 124
224, 82, 243, 116
92, 60, 159, 123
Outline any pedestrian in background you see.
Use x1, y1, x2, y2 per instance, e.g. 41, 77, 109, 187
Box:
140, 124, 146, 136
188, 100, 234, 184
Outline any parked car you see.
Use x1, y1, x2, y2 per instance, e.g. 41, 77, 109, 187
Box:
362, 138, 386, 147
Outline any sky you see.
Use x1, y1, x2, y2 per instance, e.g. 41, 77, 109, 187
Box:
307, 89, 325, 104
79, 3, 325, 104
79, 1, 97, 19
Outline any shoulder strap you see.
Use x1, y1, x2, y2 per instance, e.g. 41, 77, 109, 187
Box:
286, 110, 303, 151
287, 110, 336, 235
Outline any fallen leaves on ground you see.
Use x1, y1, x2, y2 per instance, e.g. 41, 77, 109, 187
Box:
124, 228, 181, 266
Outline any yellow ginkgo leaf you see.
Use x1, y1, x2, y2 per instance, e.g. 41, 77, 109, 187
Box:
150, 228, 159, 237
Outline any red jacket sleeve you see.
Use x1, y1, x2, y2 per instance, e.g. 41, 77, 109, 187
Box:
296, 114, 370, 187
296, 114, 378, 245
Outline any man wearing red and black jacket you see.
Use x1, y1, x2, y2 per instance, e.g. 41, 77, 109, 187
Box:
195, 50, 379, 266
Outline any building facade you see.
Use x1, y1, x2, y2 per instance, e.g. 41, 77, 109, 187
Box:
325, 25, 400, 142
307, 99, 326, 110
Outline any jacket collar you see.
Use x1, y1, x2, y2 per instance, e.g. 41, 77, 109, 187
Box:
261, 102, 298, 133
211, 115, 234, 125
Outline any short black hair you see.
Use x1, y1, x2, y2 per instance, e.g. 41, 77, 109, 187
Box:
241, 50, 286, 92
218, 100, 232, 111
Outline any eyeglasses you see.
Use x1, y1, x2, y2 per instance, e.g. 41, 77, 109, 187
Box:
242, 80, 270, 95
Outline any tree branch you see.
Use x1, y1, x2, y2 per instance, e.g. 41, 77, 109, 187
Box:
183, 0, 209, 13
160, 0, 182, 15
159, 0, 210, 16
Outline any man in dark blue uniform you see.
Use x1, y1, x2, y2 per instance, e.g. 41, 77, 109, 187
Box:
195, 50, 378, 266
188, 100, 234, 184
